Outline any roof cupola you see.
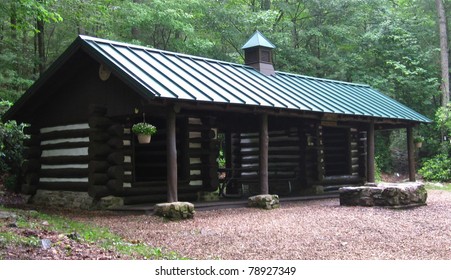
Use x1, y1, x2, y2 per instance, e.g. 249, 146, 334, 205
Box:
241, 30, 276, 75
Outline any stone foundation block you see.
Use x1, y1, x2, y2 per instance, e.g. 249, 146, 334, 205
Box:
31, 190, 94, 209
248, 194, 280, 210
154, 202, 195, 220
339, 182, 427, 207
98, 196, 124, 209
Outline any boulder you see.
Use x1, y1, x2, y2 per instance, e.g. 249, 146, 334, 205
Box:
248, 194, 280, 210
154, 202, 195, 220
340, 182, 427, 208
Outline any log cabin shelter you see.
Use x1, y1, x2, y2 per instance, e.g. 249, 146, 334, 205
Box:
4, 31, 431, 207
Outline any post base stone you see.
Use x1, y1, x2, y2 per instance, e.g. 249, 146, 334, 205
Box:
248, 194, 280, 210
154, 202, 195, 220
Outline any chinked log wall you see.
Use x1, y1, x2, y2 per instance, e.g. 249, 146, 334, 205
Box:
188, 117, 219, 192
88, 106, 132, 199
36, 123, 90, 192
232, 126, 302, 195
231, 123, 366, 195
22, 126, 41, 194
117, 115, 219, 205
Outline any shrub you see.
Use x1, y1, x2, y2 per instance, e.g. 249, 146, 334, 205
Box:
418, 153, 451, 182
0, 100, 27, 191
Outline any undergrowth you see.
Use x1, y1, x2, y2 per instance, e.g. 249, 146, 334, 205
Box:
0, 206, 184, 260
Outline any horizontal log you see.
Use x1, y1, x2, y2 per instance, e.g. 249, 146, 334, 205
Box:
88, 185, 111, 199
187, 149, 211, 157
189, 174, 204, 181
187, 124, 212, 131
88, 116, 113, 128
38, 182, 89, 192
41, 141, 88, 150
135, 139, 166, 147
108, 124, 124, 137
88, 143, 112, 158
89, 130, 110, 142
134, 150, 166, 158
108, 152, 124, 165
40, 129, 90, 141
108, 166, 124, 179
41, 156, 89, 165
320, 175, 363, 185
106, 179, 124, 193
107, 138, 123, 149
123, 163, 133, 172
88, 160, 110, 173
40, 168, 88, 178
123, 174, 132, 182
88, 105, 107, 116
89, 173, 109, 185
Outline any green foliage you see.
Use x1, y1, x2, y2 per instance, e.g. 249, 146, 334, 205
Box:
0, 206, 184, 259
435, 103, 451, 135
375, 131, 393, 173
419, 153, 451, 182
0, 0, 446, 167
0, 230, 41, 249
131, 122, 157, 136
425, 182, 451, 191
0, 101, 27, 191
414, 135, 425, 143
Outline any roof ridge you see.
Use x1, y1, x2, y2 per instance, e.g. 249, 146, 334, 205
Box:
275, 71, 370, 87
79, 35, 250, 69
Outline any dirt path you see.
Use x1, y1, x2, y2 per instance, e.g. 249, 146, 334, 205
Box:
66, 190, 451, 260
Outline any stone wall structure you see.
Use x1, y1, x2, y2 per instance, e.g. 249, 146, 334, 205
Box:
339, 182, 427, 207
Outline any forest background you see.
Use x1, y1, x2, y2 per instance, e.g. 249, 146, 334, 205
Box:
1, 0, 450, 189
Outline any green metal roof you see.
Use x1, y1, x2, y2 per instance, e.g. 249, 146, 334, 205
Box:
241, 30, 276, 49
5, 35, 431, 124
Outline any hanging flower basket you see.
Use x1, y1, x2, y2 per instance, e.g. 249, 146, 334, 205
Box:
414, 136, 424, 149
137, 134, 152, 144
132, 122, 157, 144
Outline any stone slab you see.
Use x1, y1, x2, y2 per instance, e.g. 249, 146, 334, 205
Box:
339, 182, 427, 207
248, 194, 280, 210
154, 201, 195, 220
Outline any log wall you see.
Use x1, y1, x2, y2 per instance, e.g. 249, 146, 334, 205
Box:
21, 126, 41, 194
187, 117, 219, 191
88, 106, 132, 198
38, 123, 90, 191
230, 126, 302, 195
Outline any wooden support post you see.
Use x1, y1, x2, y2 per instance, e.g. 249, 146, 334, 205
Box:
259, 114, 269, 194
367, 122, 375, 184
167, 107, 178, 202
407, 126, 416, 182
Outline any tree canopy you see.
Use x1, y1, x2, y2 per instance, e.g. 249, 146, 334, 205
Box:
0, 0, 450, 174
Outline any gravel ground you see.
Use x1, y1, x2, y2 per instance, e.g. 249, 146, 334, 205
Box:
66, 189, 451, 260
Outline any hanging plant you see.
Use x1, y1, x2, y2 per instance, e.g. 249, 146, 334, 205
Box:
132, 113, 157, 144
414, 136, 424, 148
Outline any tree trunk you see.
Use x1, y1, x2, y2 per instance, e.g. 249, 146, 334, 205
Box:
260, 0, 271, 10
436, 0, 450, 106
